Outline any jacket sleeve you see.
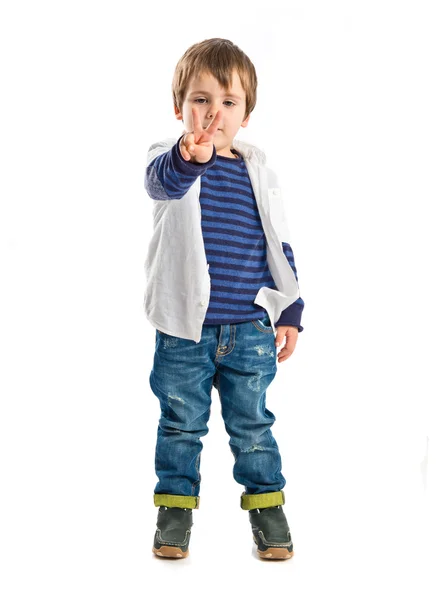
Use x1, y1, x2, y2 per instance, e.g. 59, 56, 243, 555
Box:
274, 241, 305, 332
144, 134, 217, 200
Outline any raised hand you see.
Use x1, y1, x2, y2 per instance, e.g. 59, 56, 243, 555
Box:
179, 106, 223, 163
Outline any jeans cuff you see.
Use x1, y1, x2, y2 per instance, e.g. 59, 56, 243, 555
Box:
154, 493, 200, 509
240, 490, 285, 510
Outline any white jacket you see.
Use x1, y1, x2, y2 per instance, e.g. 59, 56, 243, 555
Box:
143, 136, 300, 343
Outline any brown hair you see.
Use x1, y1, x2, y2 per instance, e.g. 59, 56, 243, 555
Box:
172, 38, 258, 121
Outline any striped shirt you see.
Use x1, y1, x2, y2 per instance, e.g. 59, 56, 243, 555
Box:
145, 135, 304, 331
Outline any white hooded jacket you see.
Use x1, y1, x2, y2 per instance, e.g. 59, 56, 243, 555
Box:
143, 136, 300, 343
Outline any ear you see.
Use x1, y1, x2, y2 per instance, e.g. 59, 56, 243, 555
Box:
174, 105, 183, 121
241, 114, 251, 128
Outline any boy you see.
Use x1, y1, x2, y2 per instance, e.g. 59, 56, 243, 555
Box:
144, 38, 304, 559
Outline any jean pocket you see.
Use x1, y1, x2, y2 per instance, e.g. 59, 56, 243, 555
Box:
251, 314, 274, 333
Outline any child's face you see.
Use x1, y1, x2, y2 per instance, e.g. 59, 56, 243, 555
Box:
174, 69, 250, 158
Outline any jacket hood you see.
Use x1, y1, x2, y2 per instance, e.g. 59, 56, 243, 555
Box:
147, 136, 267, 165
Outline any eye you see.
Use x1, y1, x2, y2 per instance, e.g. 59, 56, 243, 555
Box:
193, 98, 235, 107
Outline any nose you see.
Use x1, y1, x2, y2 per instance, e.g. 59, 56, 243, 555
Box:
206, 102, 220, 120
205, 110, 222, 131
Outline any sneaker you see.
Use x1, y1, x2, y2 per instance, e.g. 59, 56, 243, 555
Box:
249, 505, 294, 559
152, 506, 193, 559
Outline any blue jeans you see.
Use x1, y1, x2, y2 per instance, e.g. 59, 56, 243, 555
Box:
149, 312, 286, 508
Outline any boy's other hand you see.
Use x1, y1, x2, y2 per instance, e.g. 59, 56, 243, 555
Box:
275, 326, 299, 363
179, 106, 222, 163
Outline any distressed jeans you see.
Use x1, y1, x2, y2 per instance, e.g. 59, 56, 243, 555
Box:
149, 312, 287, 510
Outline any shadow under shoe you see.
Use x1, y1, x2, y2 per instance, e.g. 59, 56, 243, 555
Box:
249, 505, 294, 560
152, 506, 193, 559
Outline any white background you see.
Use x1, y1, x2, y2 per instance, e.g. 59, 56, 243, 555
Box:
1, 0, 442, 598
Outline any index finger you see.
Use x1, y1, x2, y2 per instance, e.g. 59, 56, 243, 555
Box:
191, 106, 203, 137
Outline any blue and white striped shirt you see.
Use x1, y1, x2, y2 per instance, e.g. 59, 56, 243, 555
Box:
145, 135, 304, 331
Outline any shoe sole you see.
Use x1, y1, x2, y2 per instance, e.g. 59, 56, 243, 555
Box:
254, 539, 294, 560
152, 545, 189, 559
